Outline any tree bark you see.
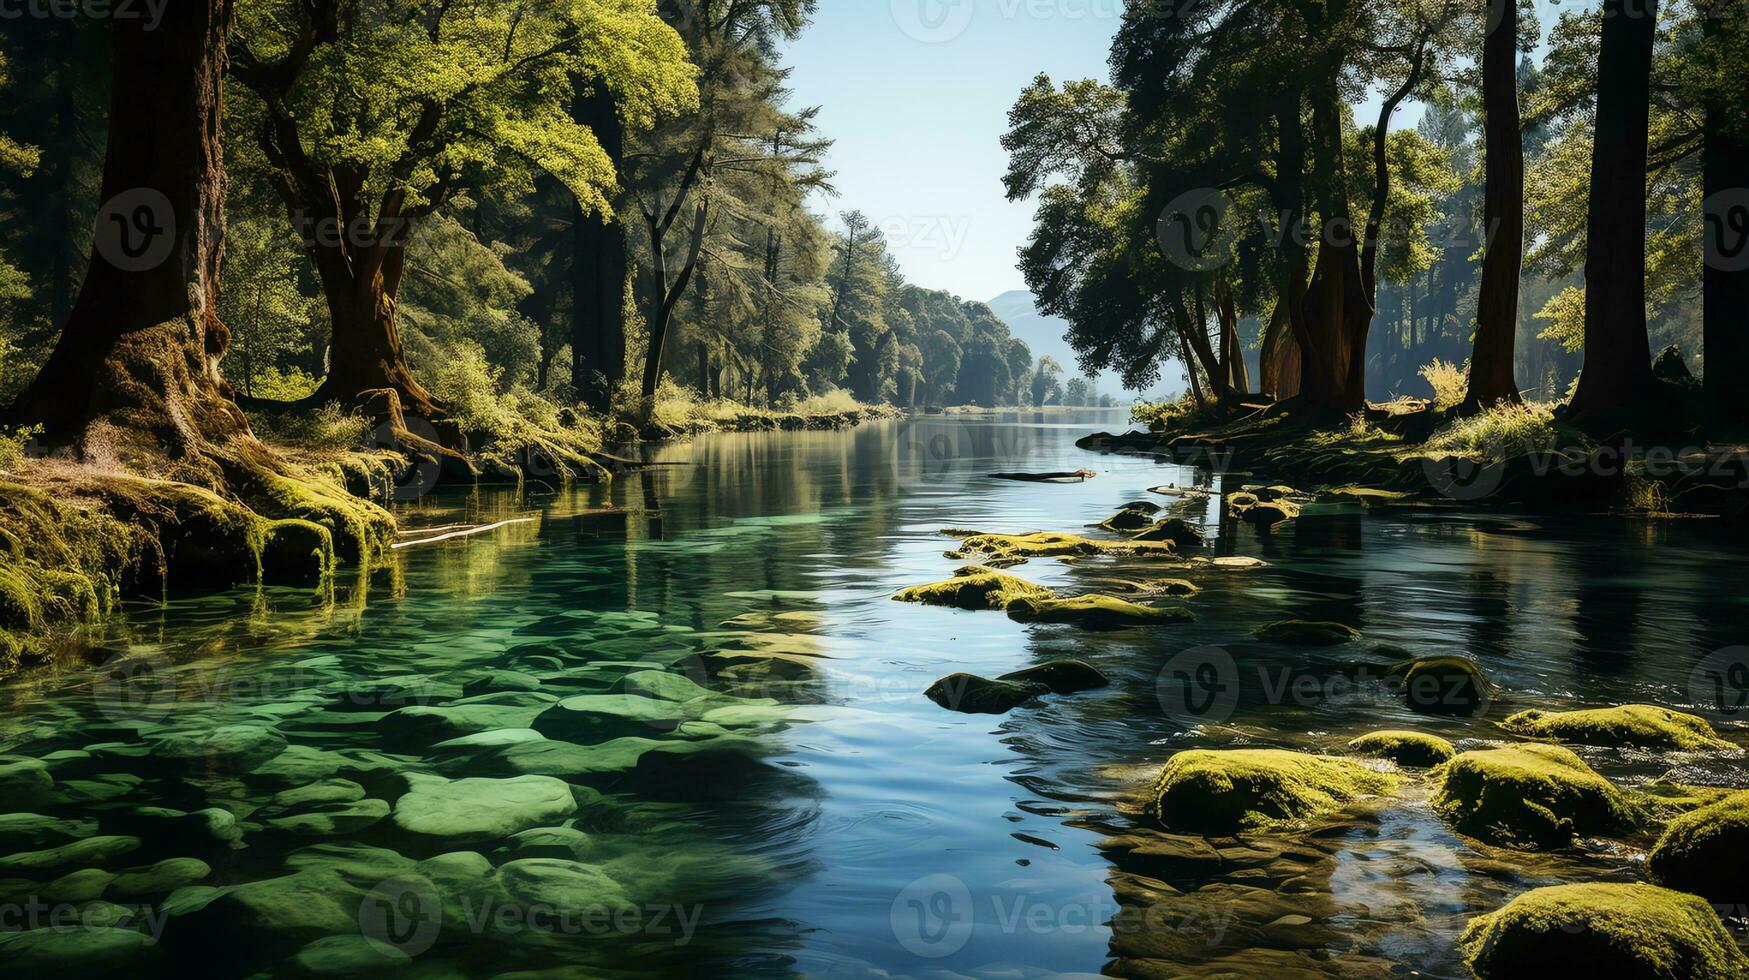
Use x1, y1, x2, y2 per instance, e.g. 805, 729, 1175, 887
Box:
641, 202, 708, 401
1569, 0, 1659, 420
1466, 0, 1526, 412
571, 84, 628, 413
1300, 72, 1374, 415
307, 242, 440, 417
7, 0, 248, 482
1270, 89, 1312, 405
1702, 21, 1749, 435
1216, 276, 1251, 396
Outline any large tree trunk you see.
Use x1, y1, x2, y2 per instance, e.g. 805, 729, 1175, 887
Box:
571, 84, 628, 413
305, 243, 441, 418
1466, 0, 1526, 412
1216, 276, 1251, 396
1703, 14, 1749, 435
1300, 73, 1374, 415
1270, 89, 1312, 405
6, 0, 246, 483
1569, 0, 1659, 420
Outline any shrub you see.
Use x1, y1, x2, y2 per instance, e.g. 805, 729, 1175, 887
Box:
1418, 358, 1467, 410
0, 424, 39, 474
1426, 401, 1563, 458
252, 402, 372, 453
251, 366, 321, 402
1130, 393, 1198, 430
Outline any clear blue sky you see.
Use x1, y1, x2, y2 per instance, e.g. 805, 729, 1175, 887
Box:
780, 1, 1126, 304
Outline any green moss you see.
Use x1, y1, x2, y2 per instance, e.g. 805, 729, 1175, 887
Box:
893, 566, 1056, 610
1648, 790, 1749, 905
1501, 705, 1733, 752
1347, 730, 1456, 767
1459, 883, 1749, 979
1387, 656, 1493, 715
1253, 620, 1360, 645
942, 530, 1180, 565
1005, 594, 1193, 629
1431, 745, 1645, 849
1130, 518, 1205, 547
1148, 748, 1399, 834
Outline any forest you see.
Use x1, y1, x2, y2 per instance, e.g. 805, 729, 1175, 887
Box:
0, 0, 1747, 978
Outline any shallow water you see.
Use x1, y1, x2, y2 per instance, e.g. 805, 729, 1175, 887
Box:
3, 409, 1749, 977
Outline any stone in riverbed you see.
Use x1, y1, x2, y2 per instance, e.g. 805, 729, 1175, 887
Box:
0, 835, 140, 872
500, 826, 595, 862
0, 813, 97, 850
1147, 749, 1399, 835
265, 799, 391, 838
1347, 730, 1455, 768
1253, 621, 1360, 646
269, 778, 366, 812
282, 842, 416, 885
108, 806, 241, 852
923, 673, 1048, 714
107, 857, 211, 900
1387, 656, 1493, 715
612, 669, 715, 703
1459, 882, 1749, 979
153, 725, 288, 772
36, 868, 116, 904
497, 858, 631, 912
1130, 518, 1205, 548
1647, 790, 1749, 906
390, 774, 578, 846
1501, 704, 1732, 751
0, 925, 159, 976
998, 659, 1110, 694
530, 694, 689, 741
1431, 744, 1643, 849
1006, 594, 1193, 629
286, 935, 411, 978
893, 566, 1056, 610
1098, 504, 1162, 533
462, 670, 543, 697
165, 870, 365, 960
0, 756, 53, 811
376, 703, 548, 748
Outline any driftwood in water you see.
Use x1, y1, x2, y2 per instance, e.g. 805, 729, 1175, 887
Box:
988, 470, 1097, 484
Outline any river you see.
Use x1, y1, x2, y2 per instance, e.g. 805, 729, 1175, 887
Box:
2, 409, 1747, 977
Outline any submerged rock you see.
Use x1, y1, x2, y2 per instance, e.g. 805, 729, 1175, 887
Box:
1647, 789, 1749, 905
893, 566, 1055, 610
1459, 882, 1748, 979
0, 925, 158, 975
153, 725, 288, 772
0, 835, 140, 873
1099, 505, 1160, 533
1094, 576, 1200, 598
1347, 730, 1456, 768
1130, 518, 1205, 548
1431, 745, 1643, 849
285, 935, 410, 978
1387, 656, 1493, 715
530, 693, 690, 741
1147, 749, 1399, 834
1005, 594, 1193, 629
107, 857, 211, 900
390, 774, 578, 847
0, 756, 53, 812
166, 869, 365, 961
1253, 621, 1360, 646
998, 659, 1109, 694
923, 673, 1048, 714
1501, 704, 1733, 751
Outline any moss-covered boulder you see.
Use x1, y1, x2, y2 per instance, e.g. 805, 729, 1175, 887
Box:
1147, 749, 1399, 834
1431, 745, 1643, 849
260, 520, 333, 586
1253, 621, 1360, 646
1459, 883, 1749, 979
1647, 790, 1749, 905
893, 566, 1055, 610
923, 673, 1047, 714
1131, 518, 1205, 548
942, 530, 1179, 565
1006, 594, 1193, 629
1347, 730, 1456, 767
1387, 656, 1493, 716
1099, 504, 1161, 533
998, 659, 1109, 694
1501, 705, 1732, 752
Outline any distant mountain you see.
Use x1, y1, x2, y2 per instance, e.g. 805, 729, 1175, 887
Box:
984, 290, 1180, 400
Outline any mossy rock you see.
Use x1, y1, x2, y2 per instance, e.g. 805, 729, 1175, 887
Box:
998, 659, 1109, 694
1130, 518, 1205, 547
893, 566, 1055, 610
923, 673, 1048, 714
1387, 656, 1493, 716
1147, 748, 1399, 834
1347, 730, 1456, 767
1647, 789, 1749, 906
1099, 507, 1160, 533
260, 519, 333, 587
1096, 576, 1200, 598
942, 530, 1179, 565
1253, 621, 1360, 646
1459, 882, 1749, 979
1006, 594, 1193, 629
1501, 705, 1733, 752
1431, 745, 1644, 849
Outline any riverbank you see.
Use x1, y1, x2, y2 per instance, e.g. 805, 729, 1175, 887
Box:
0, 394, 906, 673
1082, 398, 1749, 518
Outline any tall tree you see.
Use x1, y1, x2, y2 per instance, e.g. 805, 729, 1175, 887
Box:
6, 0, 249, 483
571, 83, 629, 412
1699, 0, 1749, 433
1568, 0, 1659, 420
1466, 0, 1527, 410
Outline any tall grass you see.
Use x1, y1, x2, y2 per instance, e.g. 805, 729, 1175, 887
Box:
1418, 358, 1467, 411
1427, 400, 1563, 458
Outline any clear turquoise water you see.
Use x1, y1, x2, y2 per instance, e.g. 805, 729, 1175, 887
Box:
3, 410, 1749, 977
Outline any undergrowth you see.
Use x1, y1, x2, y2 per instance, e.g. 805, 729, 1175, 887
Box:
1426, 401, 1565, 458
